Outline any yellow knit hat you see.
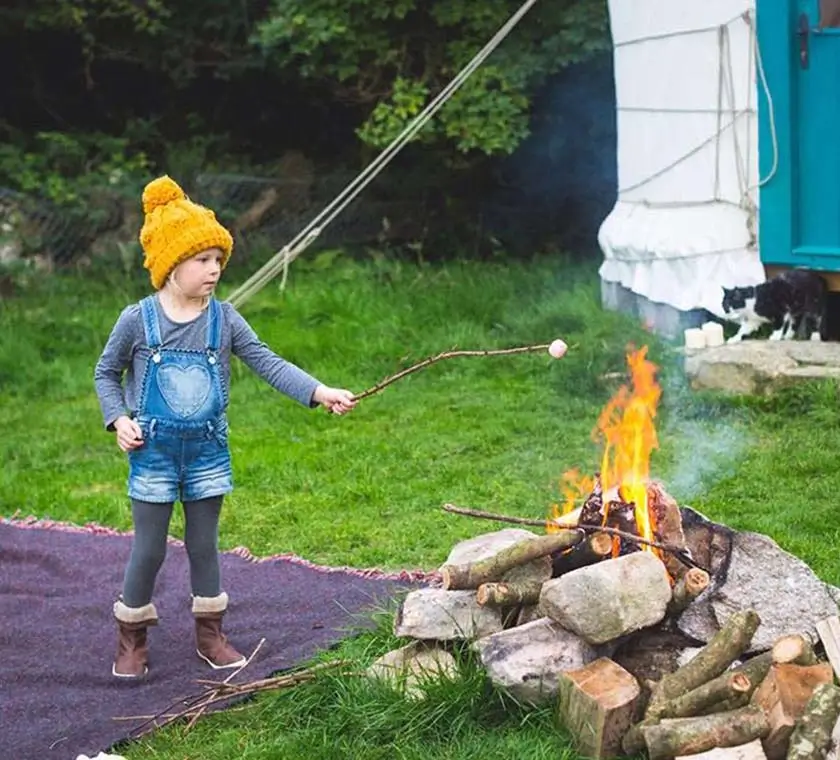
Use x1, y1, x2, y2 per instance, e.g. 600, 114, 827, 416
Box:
139, 175, 234, 290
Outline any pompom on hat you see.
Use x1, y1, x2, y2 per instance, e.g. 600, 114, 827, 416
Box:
139, 175, 234, 289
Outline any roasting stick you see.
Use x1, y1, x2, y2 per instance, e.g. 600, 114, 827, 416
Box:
351, 339, 569, 401
441, 503, 709, 574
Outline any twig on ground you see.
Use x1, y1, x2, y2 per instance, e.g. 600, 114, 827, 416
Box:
185, 637, 267, 729
120, 656, 352, 736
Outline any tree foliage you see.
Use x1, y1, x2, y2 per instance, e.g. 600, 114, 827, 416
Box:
0, 0, 266, 88
253, 0, 609, 155
2, 0, 608, 158
1, 0, 612, 266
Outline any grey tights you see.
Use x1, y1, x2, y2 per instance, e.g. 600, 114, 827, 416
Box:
122, 495, 223, 608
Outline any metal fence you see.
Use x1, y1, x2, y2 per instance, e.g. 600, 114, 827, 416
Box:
0, 162, 614, 284
0, 167, 447, 275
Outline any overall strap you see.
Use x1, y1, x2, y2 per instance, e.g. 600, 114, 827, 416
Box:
140, 296, 163, 350
205, 298, 222, 353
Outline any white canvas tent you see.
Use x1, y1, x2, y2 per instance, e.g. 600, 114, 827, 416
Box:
598, 0, 768, 335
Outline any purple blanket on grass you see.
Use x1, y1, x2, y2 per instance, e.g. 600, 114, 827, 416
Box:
0, 518, 433, 760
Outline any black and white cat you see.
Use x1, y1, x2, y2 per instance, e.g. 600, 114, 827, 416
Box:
721, 269, 827, 344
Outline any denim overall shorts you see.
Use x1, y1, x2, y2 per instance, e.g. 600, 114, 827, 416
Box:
127, 296, 233, 504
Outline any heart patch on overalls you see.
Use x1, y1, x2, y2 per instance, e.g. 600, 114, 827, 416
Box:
157, 364, 212, 418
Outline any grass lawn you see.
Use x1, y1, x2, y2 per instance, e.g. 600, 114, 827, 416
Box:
2, 252, 839, 758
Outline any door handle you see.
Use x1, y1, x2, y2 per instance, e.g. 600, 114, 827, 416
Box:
798, 12, 810, 69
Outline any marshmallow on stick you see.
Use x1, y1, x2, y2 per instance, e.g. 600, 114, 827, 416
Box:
352, 339, 569, 401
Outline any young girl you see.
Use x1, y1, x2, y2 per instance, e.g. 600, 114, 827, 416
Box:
94, 175, 356, 679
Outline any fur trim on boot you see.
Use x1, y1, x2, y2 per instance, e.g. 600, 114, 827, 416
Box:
192, 593, 246, 670
112, 600, 158, 678
191, 591, 229, 616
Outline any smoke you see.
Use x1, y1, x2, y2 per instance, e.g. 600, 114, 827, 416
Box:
486, 52, 617, 253
655, 361, 748, 503
660, 418, 747, 502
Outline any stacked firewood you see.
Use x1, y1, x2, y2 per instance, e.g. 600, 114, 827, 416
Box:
557, 609, 840, 760
433, 478, 840, 760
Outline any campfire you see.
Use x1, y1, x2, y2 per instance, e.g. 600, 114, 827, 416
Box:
373, 346, 840, 760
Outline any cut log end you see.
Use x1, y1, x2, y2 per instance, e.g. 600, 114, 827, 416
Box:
668, 567, 711, 617
684, 567, 712, 596
772, 634, 818, 667
731, 672, 752, 694
558, 658, 642, 760
589, 531, 614, 557
552, 532, 613, 576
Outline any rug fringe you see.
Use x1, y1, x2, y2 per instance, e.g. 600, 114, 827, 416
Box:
1, 512, 441, 584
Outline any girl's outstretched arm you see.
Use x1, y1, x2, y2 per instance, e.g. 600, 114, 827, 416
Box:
226, 304, 323, 407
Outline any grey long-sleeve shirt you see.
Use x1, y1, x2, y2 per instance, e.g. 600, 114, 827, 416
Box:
93, 296, 322, 430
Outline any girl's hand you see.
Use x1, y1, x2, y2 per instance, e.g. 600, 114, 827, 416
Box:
313, 385, 357, 415
114, 415, 144, 452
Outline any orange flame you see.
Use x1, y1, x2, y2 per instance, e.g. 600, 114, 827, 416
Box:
547, 346, 662, 555
595, 345, 661, 552
549, 469, 594, 526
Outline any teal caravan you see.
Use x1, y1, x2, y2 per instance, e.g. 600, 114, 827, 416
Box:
597, 0, 840, 337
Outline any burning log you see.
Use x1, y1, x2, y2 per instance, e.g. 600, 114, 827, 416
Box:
667, 567, 712, 617
604, 498, 642, 555
751, 663, 836, 760
476, 581, 542, 608
648, 480, 691, 581
440, 530, 583, 590
579, 474, 605, 526
551, 532, 613, 576
557, 657, 642, 760
440, 502, 706, 574
786, 683, 840, 760
640, 705, 771, 760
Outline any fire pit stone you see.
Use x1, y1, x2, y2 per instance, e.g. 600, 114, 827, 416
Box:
539, 552, 673, 645
472, 616, 600, 705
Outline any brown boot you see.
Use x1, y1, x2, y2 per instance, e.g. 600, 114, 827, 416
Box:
192, 592, 247, 670
113, 600, 158, 678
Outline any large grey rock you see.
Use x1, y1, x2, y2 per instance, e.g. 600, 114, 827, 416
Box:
539, 552, 672, 645
472, 617, 598, 704
684, 341, 840, 395
367, 641, 459, 699
678, 531, 839, 652
444, 528, 538, 564
394, 588, 504, 641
